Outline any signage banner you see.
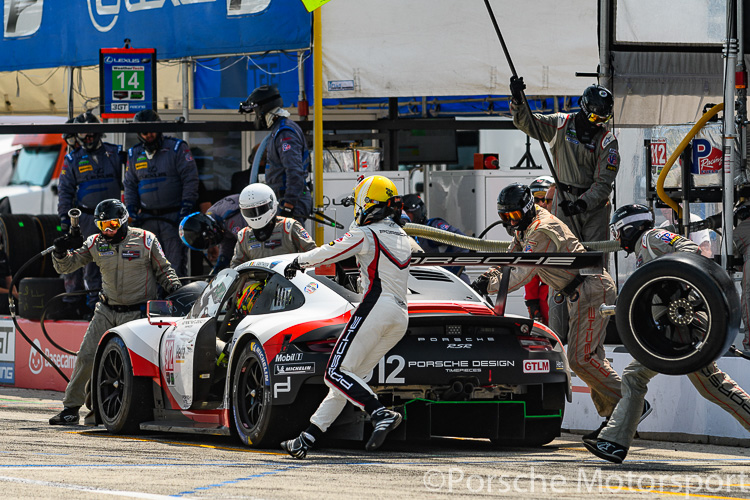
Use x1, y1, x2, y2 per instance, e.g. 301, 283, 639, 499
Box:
12, 319, 87, 392
100, 48, 157, 118
1, 0, 311, 71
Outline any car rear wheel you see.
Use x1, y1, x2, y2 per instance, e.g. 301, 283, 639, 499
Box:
96, 336, 153, 433
615, 253, 738, 375
232, 341, 286, 447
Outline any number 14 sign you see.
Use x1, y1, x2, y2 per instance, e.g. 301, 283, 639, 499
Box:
99, 47, 157, 119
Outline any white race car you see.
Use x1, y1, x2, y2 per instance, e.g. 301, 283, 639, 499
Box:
91, 253, 578, 448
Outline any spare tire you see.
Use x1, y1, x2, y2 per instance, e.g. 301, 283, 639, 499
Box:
33, 215, 65, 278
0, 215, 42, 277
615, 253, 738, 375
18, 277, 65, 320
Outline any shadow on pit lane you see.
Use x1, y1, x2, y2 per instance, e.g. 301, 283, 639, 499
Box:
73, 428, 566, 456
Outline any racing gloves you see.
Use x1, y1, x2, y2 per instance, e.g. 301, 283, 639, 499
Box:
525, 299, 543, 323
470, 274, 490, 296
284, 257, 303, 279
509, 76, 526, 104
560, 199, 587, 216
179, 201, 194, 219
279, 205, 294, 218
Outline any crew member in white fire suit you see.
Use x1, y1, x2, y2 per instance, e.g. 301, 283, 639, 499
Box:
585, 204, 750, 463
48, 199, 182, 426
280, 175, 411, 458
230, 183, 316, 266
471, 183, 622, 435
509, 78, 619, 244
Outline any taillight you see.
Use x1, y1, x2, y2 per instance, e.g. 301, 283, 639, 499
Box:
517, 335, 553, 351
305, 339, 337, 353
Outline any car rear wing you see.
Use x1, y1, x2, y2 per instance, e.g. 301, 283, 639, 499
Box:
410, 252, 604, 317
409, 252, 604, 273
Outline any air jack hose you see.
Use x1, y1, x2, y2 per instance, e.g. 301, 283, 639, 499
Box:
404, 223, 622, 253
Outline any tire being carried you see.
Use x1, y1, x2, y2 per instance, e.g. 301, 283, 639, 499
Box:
615, 252, 738, 375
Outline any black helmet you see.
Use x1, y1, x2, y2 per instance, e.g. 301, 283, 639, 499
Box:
580, 84, 614, 124
133, 109, 163, 153
240, 85, 283, 130
94, 199, 129, 244
610, 204, 654, 254
402, 194, 426, 224
497, 183, 535, 232
74, 111, 102, 152
179, 212, 224, 251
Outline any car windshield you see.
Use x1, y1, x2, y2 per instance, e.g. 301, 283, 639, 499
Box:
10, 146, 58, 186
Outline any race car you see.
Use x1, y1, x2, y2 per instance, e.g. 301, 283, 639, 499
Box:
90, 253, 580, 448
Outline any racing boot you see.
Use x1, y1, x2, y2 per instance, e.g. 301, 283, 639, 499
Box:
582, 417, 609, 440
281, 431, 315, 459
49, 406, 80, 425
365, 407, 402, 451
583, 438, 628, 464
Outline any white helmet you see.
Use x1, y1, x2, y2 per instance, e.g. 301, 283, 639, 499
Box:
239, 183, 279, 229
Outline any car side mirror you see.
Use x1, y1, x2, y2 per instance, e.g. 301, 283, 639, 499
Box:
147, 299, 175, 326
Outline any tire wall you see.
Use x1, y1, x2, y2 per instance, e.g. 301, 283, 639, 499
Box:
0, 214, 64, 278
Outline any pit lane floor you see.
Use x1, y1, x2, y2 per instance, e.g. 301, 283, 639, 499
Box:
2, 387, 750, 499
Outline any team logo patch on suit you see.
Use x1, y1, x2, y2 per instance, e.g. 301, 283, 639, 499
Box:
523, 241, 538, 252
135, 161, 148, 170
99, 251, 115, 256
122, 250, 141, 260
78, 163, 93, 173
654, 229, 680, 245
282, 142, 292, 152
265, 240, 282, 250
300, 229, 310, 239
185, 152, 194, 161
250, 243, 262, 249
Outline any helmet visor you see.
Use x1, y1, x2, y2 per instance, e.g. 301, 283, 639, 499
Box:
586, 112, 611, 124
96, 219, 122, 232
499, 210, 524, 223
241, 201, 274, 220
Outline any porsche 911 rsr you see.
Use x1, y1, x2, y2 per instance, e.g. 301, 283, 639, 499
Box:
90, 254, 572, 448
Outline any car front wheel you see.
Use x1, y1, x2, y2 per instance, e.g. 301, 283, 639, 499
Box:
231, 340, 284, 447
96, 336, 152, 433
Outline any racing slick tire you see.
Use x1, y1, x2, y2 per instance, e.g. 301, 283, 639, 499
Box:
615, 253, 738, 375
33, 214, 65, 278
231, 340, 287, 448
96, 336, 153, 434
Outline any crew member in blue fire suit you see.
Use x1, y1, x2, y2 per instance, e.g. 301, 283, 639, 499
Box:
57, 111, 124, 313
240, 85, 312, 222
124, 109, 199, 276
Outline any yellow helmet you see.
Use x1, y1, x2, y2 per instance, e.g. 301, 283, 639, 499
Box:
237, 281, 264, 315
352, 175, 402, 225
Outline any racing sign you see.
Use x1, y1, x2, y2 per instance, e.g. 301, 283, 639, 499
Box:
99, 47, 157, 119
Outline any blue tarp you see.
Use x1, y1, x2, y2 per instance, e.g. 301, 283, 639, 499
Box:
193, 56, 580, 116
0, 0, 310, 72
